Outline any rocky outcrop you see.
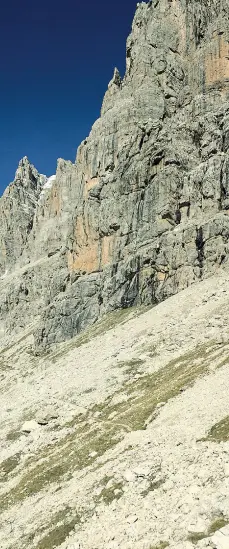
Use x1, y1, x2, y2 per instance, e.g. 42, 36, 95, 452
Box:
1, 0, 229, 349
0, 157, 45, 275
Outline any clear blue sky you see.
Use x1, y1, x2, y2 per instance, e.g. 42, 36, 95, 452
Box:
0, 0, 139, 194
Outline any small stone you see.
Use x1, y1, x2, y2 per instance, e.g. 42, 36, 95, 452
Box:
21, 420, 40, 433
133, 465, 151, 478
94, 411, 102, 418
224, 463, 229, 477
114, 489, 122, 496
163, 479, 174, 491
106, 479, 115, 489
89, 451, 98, 458
76, 406, 87, 415
36, 406, 59, 425
156, 402, 166, 409
123, 470, 136, 482
108, 411, 118, 420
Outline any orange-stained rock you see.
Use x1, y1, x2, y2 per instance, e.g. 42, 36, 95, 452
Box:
101, 235, 115, 267
68, 232, 115, 275
205, 33, 229, 88
157, 272, 166, 282
67, 241, 99, 274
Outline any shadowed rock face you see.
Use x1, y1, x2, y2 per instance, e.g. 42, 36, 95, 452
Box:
1, 0, 229, 349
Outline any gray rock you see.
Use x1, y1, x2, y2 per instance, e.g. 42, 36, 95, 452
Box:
35, 407, 59, 425
21, 420, 40, 433
2, 1, 229, 350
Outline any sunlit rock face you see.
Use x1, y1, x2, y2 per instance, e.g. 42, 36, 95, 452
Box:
1, 0, 229, 349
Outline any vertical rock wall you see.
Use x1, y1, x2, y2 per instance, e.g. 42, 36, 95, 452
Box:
1, 0, 229, 348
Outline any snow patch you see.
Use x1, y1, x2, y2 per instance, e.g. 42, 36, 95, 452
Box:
39, 175, 56, 201
43, 175, 56, 190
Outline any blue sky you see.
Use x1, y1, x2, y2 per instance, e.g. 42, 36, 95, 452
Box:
0, 0, 139, 194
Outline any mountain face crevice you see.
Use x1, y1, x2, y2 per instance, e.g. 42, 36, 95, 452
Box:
1, 0, 229, 349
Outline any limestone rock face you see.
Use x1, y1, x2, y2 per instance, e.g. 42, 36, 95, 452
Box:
0, 157, 45, 275
2, 0, 229, 348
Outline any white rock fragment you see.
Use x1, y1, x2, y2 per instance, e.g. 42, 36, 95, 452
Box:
133, 465, 151, 478
123, 470, 136, 482
114, 489, 122, 496
212, 525, 229, 549
21, 420, 40, 433
89, 451, 98, 458
36, 406, 59, 425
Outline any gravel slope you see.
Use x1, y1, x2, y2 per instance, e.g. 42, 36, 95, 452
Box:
1, 269, 229, 549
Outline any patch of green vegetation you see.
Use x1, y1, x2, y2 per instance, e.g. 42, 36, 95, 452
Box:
141, 477, 165, 497
35, 521, 75, 549
83, 387, 94, 394
119, 358, 145, 376
95, 477, 124, 506
0, 418, 117, 511
34, 508, 82, 549
98, 342, 218, 433
208, 516, 228, 533
187, 532, 207, 543
150, 542, 169, 549
6, 429, 22, 442
202, 416, 229, 442
0, 453, 21, 478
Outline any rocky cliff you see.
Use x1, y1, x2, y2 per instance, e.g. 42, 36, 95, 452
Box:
1, 0, 229, 350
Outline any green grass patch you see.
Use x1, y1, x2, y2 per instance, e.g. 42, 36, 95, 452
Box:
150, 542, 169, 549
0, 330, 33, 357
0, 453, 21, 479
33, 507, 82, 549
118, 358, 145, 376
141, 477, 165, 497
202, 416, 229, 442
95, 479, 124, 506
0, 417, 117, 511
6, 429, 22, 442
208, 516, 228, 533
187, 532, 207, 543
97, 342, 218, 432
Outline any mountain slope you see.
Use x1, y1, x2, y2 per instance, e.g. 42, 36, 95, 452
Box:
1, 271, 229, 548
